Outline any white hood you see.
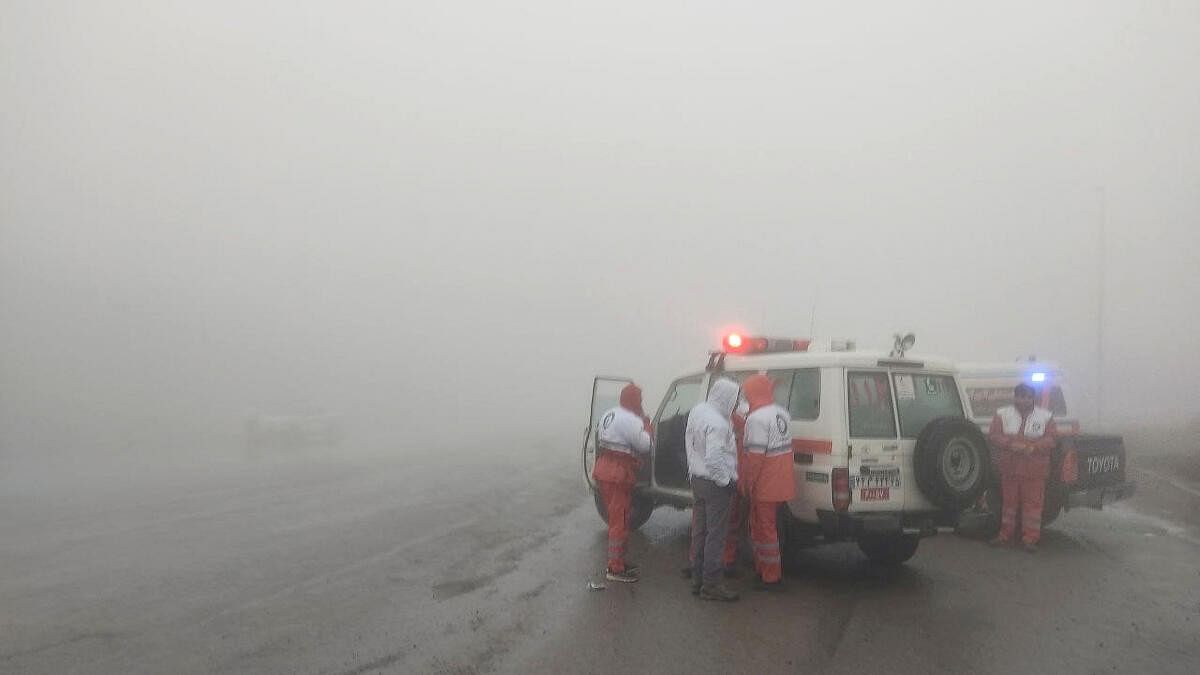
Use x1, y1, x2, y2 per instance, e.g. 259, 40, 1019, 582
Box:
707, 377, 739, 419
684, 377, 740, 486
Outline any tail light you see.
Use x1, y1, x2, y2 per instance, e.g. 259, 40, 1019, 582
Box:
832, 467, 852, 512
1060, 446, 1079, 485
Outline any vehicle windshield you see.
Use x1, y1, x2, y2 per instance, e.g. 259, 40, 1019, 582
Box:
967, 385, 1068, 418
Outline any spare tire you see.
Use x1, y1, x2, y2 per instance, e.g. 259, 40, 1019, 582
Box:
913, 417, 990, 511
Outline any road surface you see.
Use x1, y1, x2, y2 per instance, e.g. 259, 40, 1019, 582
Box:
2, 446, 1198, 674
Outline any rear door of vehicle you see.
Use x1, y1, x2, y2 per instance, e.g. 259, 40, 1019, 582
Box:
1069, 434, 1128, 490
845, 370, 905, 512
782, 367, 832, 521
583, 376, 633, 491
891, 370, 967, 511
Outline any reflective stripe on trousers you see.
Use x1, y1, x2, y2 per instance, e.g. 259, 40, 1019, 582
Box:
998, 470, 1047, 545
750, 500, 783, 583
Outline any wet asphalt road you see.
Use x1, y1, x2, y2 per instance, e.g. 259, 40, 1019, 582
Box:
2, 447, 1198, 675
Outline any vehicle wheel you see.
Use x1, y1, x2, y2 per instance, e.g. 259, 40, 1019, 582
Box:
1042, 483, 1065, 526
960, 477, 1062, 538
913, 417, 991, 511
776, 504, 813, 573
978, 482, 1002, 537
592, 490, 655, 530
858, 534, 920, 566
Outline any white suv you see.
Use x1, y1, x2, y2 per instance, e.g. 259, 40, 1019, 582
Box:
583, 335, 990, 566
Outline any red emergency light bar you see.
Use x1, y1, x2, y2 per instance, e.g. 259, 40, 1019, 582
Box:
722, 333, 811, 355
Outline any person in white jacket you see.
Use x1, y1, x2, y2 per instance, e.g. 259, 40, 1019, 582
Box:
685, 376, 741, 601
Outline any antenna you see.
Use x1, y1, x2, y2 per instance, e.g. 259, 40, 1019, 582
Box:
808, 283, 820, 336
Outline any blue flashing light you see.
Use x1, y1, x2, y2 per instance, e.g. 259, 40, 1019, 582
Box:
1030, 372, 1046, 383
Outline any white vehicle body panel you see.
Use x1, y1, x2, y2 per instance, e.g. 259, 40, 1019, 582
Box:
638, 350, 964, 524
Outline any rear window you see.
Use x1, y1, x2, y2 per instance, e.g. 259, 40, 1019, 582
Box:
967, 386, 1067, 417
848, 371, 896, 438
894, 374, 963, 438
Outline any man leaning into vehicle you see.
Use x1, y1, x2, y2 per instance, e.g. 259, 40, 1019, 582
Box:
593, 383, 653, 583
988, 383, 1058, 552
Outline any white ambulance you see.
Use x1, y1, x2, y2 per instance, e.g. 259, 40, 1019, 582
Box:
583, 334, 990, 566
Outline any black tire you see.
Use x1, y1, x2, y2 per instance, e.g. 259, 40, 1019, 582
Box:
592, 490, 655, 530
977, 480, 1002, 538
776, 504, 813, 573
913, 417, 991, 512
1042, 483, 1065, 526
858, 534, 920, 565
960, 475, 1062, 539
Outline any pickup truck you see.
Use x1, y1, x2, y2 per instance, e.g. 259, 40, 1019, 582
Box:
956, 361, 1136, 535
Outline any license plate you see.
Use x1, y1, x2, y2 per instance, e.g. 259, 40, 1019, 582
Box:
861, 487, 890, 501
1086, 455, 1120, 474
852, 473, 901, 489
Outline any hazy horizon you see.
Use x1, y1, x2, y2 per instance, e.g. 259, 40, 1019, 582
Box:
3, 1, 1197, 463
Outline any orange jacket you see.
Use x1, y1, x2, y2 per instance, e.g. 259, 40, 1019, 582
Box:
739, 374, 796, 503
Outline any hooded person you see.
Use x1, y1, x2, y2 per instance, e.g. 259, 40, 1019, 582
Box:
593, 383, 652, 582
685, 377, 741, 601
685, 393, 746, 580
740, 374, 795, 589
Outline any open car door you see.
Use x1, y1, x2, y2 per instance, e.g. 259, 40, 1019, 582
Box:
583, 376, 633, 491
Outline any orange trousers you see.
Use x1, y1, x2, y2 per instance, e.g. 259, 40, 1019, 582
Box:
749, 501, 783, 582
597, 480, 633, 572
998, 471, 1047, 545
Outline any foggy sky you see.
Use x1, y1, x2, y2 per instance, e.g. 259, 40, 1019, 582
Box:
2, 1, 1198, 459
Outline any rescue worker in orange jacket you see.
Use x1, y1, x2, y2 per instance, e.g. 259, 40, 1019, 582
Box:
593, 383, 652, 582
988, 383, 1058, 552
740, 374, 795, 589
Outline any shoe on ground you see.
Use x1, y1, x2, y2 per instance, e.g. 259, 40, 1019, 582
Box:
605, 568, 639, 583
988, 536, 1009, 547
699, 582, 740, 602
1022, 542, 1039, 554
691, 580, 702, 596
623, 562, 640, 574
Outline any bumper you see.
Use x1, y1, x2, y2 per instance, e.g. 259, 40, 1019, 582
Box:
1068, 480, 1136, 509
817, 510, 948, 539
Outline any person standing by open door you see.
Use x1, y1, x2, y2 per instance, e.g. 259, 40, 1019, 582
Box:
740, 374, 795, 590
686, 377, 741, 601
988, 383, 1058, 552
594, 383, 652, 582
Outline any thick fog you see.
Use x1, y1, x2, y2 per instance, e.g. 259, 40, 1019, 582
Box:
2, 1, 1198, 469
